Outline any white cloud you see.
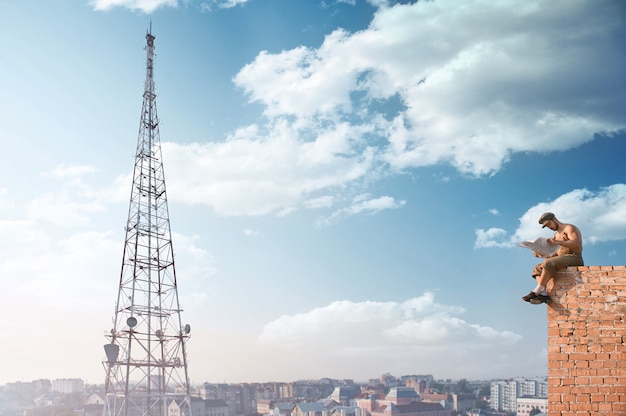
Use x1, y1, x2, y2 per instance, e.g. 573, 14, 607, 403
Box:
0, 227, 119, 311
26, 192, 106, 227
25, 170, 108, 227
0, 208, 215, 382
41, 164, 98, 178
316, 194, 405, 226
304, 195, 335, 209
170, 232, 217, 312
475, 184, 626, 248
233, 0, 624, 180
256, 293, 522, 375
91, 0, 178, 13
210, 0, 250, 9
0, 188, 14, 209
474, 227, 509, 249
162, 120, 376, 216
92, 0, 624, 224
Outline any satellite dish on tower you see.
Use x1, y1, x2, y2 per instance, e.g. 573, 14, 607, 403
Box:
127, 317, 137, 328
184, 324, 191, 334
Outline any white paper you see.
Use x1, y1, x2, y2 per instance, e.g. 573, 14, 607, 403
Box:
517, 237, 559, 257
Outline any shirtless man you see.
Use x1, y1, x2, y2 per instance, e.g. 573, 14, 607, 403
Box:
522, 212, 584, 304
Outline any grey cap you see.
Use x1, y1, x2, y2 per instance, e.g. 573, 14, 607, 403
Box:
539, 212, 555, 227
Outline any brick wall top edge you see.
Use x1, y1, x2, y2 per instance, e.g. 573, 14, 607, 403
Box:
565, 265, 625, 271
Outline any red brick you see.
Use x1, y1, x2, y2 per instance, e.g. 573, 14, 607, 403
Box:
548, 267, 624, 415
550, 385, 572, 394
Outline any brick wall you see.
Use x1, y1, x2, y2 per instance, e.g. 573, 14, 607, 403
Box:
546, 266, 626, 416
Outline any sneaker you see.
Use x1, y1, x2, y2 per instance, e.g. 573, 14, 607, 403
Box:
529, 294, 551, 304
522, 291, 537, 302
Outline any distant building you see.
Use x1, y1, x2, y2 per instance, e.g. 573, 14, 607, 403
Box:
258, 399, 274, 415
402, 376, 435, 394
292, 380, 336, 400
466, 410, 509, 416
293, 402, 327, 416
51, 378, 84, 393
168, 398, 186, 416
167, 397, 228, 416
81, 394, 105, 416
32, 379, 51, 394
356, 387, 451, 416
206, 398, 230, 416
329, 387, 360, 406
516, 397, 548, 416
330, 405, 357, 416
489, 378, 546, 412
199, 383, 257, 416
85, 394, 104, 405
272, 402, 296, 416
4, 381, 36, 397
419, 392, 476, 413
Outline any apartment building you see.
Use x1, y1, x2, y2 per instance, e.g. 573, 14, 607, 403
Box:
198, 382, 258, 416
516, 397, 548, 416
489, 378, 547, 413
51, 378, 84, 394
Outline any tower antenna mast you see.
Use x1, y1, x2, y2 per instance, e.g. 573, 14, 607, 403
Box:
102, 28, 193, 416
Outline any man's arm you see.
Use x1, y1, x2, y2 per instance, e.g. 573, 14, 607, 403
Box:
548, 224, 582, 252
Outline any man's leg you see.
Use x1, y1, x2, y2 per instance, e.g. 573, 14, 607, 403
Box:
522, 262, 553, 303
533, 268, 552, 296
529, 255, 583, 304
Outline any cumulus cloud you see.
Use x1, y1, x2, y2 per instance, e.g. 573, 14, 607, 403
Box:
234, 0, 624, 178
169, 232, 217, 312
0, 188, 14, 210
156, 0, 624, 218
210, 0, 250, 9
0, 226, 119, 311
91, 0, 178, 13
316, 194, 405, 226
90, 0, 255, 13
257, 293, 522, 373
162, 120, 376, 216
93, 0, 624, 223
25, 167, 108, 227
41, 164, 98, 178
474, 184, 626, 248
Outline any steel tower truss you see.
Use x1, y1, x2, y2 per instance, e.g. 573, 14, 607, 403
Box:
103, 28, 193, 416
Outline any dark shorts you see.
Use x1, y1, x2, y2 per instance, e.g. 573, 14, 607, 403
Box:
532, 253, 584, 277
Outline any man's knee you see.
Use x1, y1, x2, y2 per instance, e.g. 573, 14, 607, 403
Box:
543, 261, 558, 274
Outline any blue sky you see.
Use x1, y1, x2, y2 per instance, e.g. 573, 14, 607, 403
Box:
0, 0, 624, 385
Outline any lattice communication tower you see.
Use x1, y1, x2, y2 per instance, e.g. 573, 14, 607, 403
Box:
102, 28, 193, 416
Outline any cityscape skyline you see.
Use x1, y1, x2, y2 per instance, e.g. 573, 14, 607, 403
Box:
0, 0, 624, 386
1, 374, 547, 416
1, 373, 546, 387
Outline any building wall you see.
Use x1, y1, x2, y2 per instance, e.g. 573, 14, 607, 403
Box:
51, 378, 84, 394
516, 397, 548, 416
489, 379, 546, 413
547, 265, 626, 416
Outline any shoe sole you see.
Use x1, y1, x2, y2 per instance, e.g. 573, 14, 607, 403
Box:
522, 293, 537, 302
529, 297, 551, 304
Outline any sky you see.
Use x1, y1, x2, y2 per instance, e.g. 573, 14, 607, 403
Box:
0, 0, 625, 386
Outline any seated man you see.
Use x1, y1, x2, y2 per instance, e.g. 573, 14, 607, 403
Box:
522, 212, 584, 304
